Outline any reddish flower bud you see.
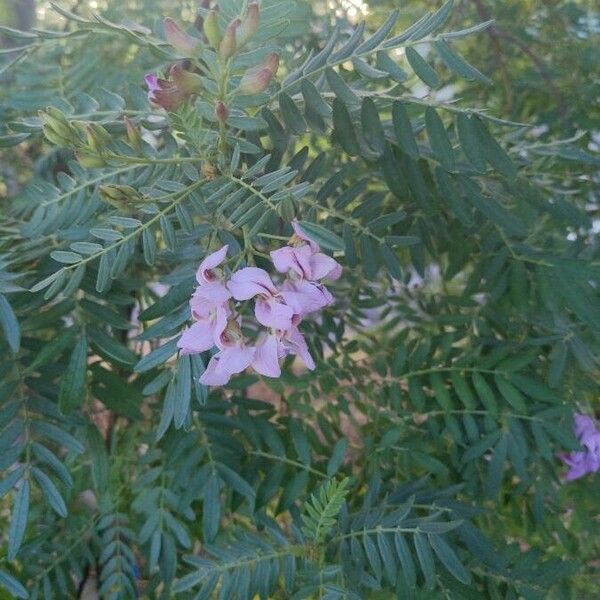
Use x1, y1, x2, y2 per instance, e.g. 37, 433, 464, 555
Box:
264, 52, 280, 76
215, 101, 229, 123
219, 19, 239, 60
203, 10, 221, 48
163, 17, 201, 56
237, 2, 260, 47
239, 66, 274, 94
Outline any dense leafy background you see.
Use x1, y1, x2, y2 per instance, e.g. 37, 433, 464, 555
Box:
0, 0, 598, 598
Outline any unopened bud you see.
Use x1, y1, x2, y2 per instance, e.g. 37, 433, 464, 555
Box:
39, 108, 75, 142
264, 52, 280, 76
219, 19, 239, 60
42, 125, 72, 147
202, 162, 219, 181
237, 2, 260, 48
85, 123, 111, 152
239, 66, 274, 94
169, 63, 203, 94
76, 151, 107, 169
163, 17, 201, 56
215, 101, 229, 123
99, 184, 141, 207
203, 10, 221, 49
124, 116, 142, 151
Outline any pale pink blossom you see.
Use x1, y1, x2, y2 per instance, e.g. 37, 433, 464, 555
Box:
228, 267, 294, 330
271, 244, 341, 281
280, 279, 334, 316
200, 323, 255, 386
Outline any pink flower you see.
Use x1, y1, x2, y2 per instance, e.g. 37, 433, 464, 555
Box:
228, 267, 294, 330
145, 73, 187, 111
177, 306, 228, 355
178, 245, 232, 355
280, 279, 334, 316
251, 326, 315, 378
271, 245, 341, 282
200, 323, 255, 386
252, 333, 282, 378
559, 412, 600, 481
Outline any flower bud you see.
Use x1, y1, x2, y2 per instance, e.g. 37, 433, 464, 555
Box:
124, 116, 142, 151
39, 108, 75, 142
237, 2, 260, 48
99, 184, 141, 208
203, 10, 221, 49
219, 19, 239, 60
163, 17, 201, 56
202, 162, 219, 181
75, 151, 107, 169
85, 123, 112, 152
215, 101, 229, 123
239, 66, 274, 94
169, 63, 203, 94
264, 52, 280, 76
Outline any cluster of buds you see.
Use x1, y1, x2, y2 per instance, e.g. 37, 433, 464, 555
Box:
40, 108, 115, 168
203, 2, 260, 60
178, 221, 342, 386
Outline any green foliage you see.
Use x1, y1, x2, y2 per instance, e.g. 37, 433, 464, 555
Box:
0, 0, 598, 598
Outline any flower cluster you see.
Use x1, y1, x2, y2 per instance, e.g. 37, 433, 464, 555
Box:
559, 413, 600, 481
177, 222, 342, 386
144, 5, 279, 112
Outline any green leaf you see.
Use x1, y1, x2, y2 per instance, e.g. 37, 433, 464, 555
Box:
50, 251, 82, 264
472, 116, 517, 178
429, 534, 472, 584
425, 107, 455, 171
494, 375, 527, 412
472, 372, 498, 417
279, 92, 306, 134
361, 98, 385, 154
89, 328, 137, 367
32, 467, 67, 517
0, 293, 20, 353
434, 39, 491, 85
297, 220, 345, 252
203, 473, 221, 542
406, 47, 439, 87
301, 80, 331, 118
332, 99, 360, 156
0, 569, 28, 599
8, 479, 29, 560
485, 435, 508, 498
413, 531, 436, 590
456, 113, 487, 171
392, 102, 419, 159
58, 335, 88, 414
326, 67, 360, 105
327, 438, 348, 476
394, 532, 416, 589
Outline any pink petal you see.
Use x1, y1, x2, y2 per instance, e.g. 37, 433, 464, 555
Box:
196, 245, 229, 284
252, 334, 281, 378
228, 267, 277, 300
280, 280, 333, 316
271, 246, 312, 278
292, 220, 319, 252
309, 252, 342, 281
144, 73, 159, 91
177, 320, 215, 354
200, 355, 232, 386
284, 326, 315, 370
218, 345, 255, 375
190, 282, 231, 318
255, 296, 294, 330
